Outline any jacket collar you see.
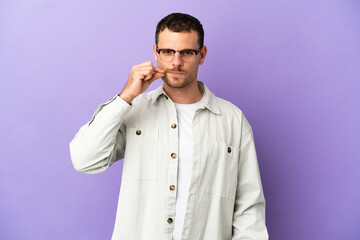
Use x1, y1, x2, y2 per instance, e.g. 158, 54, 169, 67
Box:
151, 81, 221, 115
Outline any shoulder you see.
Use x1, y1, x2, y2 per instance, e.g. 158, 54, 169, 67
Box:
123, 88, 163, 124
216, 97, 242, 114
215, 96, 244, 120
131, 89, 159, 106
215, 96, 252, 133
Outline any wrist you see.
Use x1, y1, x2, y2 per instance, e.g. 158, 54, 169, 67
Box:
118, 92, 135, 105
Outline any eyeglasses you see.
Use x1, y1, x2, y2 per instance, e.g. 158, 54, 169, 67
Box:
156, 47, 201, 62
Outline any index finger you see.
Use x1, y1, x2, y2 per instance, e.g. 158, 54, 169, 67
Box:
136, 61, 153, 68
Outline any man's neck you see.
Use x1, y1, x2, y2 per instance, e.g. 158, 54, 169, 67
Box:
163, 80, 203, 104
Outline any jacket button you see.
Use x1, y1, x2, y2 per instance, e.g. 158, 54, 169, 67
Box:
171, 123, 177, 129
171, 153, 177, 159
228, 147, 231, 153
136, 130, 142, 135
169, 185, 176, 191
167, 218, 173, 224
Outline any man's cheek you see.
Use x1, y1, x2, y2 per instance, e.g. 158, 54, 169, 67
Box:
157, 62, 166, 71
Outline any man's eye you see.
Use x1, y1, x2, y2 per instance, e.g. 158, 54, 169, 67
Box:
182, 50, 194, 56
162, 50, 173, 55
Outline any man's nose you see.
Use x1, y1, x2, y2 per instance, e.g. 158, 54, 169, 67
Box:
172, 52, 183, 67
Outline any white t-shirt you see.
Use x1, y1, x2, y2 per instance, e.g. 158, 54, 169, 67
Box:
172, 100, 203, 240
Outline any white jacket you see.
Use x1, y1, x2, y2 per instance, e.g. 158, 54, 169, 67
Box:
70, 81, 268, 240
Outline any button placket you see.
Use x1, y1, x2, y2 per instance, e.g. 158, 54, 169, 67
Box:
164, 99, 179, 237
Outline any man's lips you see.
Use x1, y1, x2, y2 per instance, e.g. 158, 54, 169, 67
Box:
167, 71, 185, 76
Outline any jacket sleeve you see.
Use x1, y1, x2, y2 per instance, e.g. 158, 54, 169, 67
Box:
69, 96, 132, 174
232, 120, 269, 239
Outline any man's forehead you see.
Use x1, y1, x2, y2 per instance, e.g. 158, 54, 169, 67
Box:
157, 28, 199, 48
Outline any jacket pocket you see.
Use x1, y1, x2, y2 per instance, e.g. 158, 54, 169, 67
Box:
122, 127, 158, 180
206, 141, 239, 199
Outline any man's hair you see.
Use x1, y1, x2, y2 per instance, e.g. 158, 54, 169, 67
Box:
155, 13, 204, 48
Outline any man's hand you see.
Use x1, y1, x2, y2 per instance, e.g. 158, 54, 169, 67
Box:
119, 61, 165, 104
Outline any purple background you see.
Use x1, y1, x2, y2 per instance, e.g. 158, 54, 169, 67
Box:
1, 0, 359, 239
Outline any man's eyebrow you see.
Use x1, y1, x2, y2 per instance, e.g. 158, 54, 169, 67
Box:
175, 48, 199, 52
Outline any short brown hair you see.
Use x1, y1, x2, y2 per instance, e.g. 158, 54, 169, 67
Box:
155, 13, 204, 48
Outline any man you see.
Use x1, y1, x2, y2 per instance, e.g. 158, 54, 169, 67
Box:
70, 13, 268, 240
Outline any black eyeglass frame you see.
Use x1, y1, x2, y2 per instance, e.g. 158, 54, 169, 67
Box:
155, 47, 202, 61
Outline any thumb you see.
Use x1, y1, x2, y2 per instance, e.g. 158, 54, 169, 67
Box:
148, 71, 165, 84
153, 67, 165, 73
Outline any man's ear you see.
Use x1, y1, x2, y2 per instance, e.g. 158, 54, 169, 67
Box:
199, 45, 207, 65
153, 43, 158, 62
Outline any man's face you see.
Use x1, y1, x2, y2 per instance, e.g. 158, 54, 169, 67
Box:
153, 28, 207, 89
